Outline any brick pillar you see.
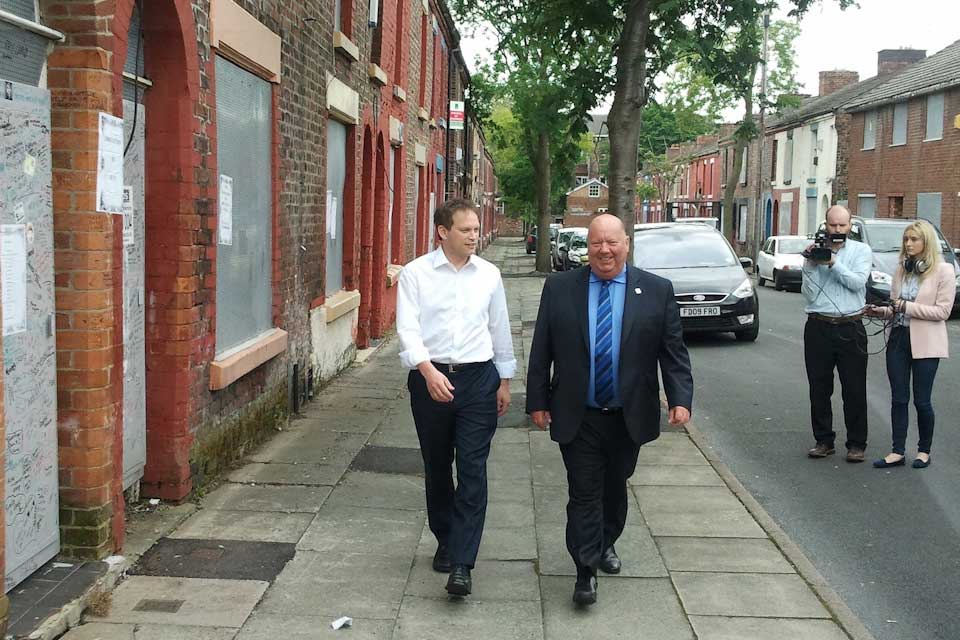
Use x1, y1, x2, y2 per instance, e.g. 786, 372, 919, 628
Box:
43, 1, 123, 559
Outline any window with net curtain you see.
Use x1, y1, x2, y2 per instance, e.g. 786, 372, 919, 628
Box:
214, 57, 274, 357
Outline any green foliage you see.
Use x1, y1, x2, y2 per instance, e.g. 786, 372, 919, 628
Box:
638, 101, 715, 159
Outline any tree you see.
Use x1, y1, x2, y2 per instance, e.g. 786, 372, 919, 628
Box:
639, 150, 692, 220
452, 3, 617, 272
637, 101, 715, 161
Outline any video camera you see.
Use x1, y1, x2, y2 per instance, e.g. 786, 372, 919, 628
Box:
802, 230, 846, 262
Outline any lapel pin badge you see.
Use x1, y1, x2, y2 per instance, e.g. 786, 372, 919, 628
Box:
634, 288, 642, 295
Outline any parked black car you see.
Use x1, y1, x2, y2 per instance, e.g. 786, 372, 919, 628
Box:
525, 227, 537, 254
633, 223, 759, 341
821, 216, 960, 314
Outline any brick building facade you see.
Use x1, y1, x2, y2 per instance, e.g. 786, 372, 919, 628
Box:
563, 179, 609, 226
0, 0, 491, 609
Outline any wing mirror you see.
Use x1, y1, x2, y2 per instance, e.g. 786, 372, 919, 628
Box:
739, 257, 754, 269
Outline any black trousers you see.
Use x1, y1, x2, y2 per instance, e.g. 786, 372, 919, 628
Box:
559, 409, 641, 576
408, 361, 500, 568
803, 318, 868, 450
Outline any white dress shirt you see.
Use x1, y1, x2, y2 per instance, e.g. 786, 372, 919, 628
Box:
397, 247, 517, 379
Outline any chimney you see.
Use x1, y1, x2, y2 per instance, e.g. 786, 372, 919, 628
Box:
819, 70, 860, 97
718, 123, 738, 141
878, 49, 926, 76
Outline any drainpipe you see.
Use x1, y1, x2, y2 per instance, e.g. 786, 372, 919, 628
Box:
445, 45, 455, 200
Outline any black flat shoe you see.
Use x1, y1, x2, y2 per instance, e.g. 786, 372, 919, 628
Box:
446, 564, 471, 596
873, 457, 906, 468
913, 457, 931, 469
432, 545, 451, 573
572, 574, 598, 606
599, 546, 621, 574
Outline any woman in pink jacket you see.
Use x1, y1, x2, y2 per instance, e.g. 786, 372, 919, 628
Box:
867, 220, 956, 469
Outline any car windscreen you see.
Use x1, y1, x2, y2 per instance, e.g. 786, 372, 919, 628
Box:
865, 222, 952, 254
570, 237, 587, 250
633, 229, 738, 269
778, 238, 808, 254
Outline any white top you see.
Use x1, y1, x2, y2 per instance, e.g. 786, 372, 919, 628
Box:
397, 248, 517, 379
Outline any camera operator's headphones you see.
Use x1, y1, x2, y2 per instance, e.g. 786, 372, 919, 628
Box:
904, 256, 929, 274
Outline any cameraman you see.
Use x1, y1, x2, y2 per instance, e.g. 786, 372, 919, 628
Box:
800, 205, 873, 462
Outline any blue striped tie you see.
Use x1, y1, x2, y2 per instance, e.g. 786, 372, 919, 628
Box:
595, 280, 614, 407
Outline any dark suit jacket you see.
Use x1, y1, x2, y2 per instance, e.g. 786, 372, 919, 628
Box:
525, 265, 693, 446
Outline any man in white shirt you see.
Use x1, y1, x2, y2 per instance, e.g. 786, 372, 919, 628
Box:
397, 199, 516, 598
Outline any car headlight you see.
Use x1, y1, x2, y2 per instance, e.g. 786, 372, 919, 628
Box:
871, 270, 893, 286
732, 278, 753, 299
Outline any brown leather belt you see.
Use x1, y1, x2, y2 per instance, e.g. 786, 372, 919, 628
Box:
808, 313, 863, 325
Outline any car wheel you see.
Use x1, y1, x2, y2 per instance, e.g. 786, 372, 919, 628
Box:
757, 272, 766, 287
773, 270, 784, 291
735, 324, 759, 342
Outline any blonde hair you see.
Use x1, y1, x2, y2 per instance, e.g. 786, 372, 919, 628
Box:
900, 219, 942, 279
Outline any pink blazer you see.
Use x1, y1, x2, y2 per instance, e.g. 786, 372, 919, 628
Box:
882, 262, 956, 359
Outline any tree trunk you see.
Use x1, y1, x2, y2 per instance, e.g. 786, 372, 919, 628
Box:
607, 0, 652, 258
722, 65, 757, 251
534, 129, 552, 273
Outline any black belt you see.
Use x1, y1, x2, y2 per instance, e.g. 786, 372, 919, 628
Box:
585, 406, 622, 415
431, 361, 488, 374
808, 313, 863, 325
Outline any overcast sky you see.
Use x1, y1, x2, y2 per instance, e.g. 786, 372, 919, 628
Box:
459, 0, 958, 115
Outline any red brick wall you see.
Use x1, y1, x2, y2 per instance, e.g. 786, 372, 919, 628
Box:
565, 182, 609, 226
846, 87, 960, 245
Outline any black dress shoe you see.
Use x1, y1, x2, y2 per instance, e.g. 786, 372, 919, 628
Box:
572, 573, 598, 606
599, 546, 621, 574
446, 564, 471, 596
432, 545, 451, 573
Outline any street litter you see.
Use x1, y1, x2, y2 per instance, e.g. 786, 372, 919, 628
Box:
331, 616, 353, 630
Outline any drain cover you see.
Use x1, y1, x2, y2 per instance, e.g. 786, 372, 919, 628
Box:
133, 598, 184, 613
131, 538, 295, 582
350, 446, 424, 475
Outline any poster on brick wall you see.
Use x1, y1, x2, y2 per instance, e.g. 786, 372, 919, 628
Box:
449, 101, 465, 131
96, 112, 124, 213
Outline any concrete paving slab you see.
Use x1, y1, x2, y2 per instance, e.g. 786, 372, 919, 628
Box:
367, 426, 422, 449
634, 486, 766, 538
533, 485, 643, 525
492, 430, 533, 447
672, 573, 831, 618
200, 484, 331, 513
535, 524, 667, 578
688, 616, 849, 640
290, 410, 384, 434
485, 500, 535, 528
637, 434, 709, 466
170, 509, 313, 544
487, 442, 531, 465
325, 471, 426, 511
297, 503, 424, 555
404, 555, 540, 602
89, 576, 267, 628
487, 459, 533, 482
237, 613, 394, 639
350, 445, 424, 475
656, 537, 794, 574
630, 465, 725, 487
249, 430, 367, 465
478, 526, 538, 560
539, 576, 694, 640
62, 622, 238, 639
257, 551, 410, 620
394, 596, 543, 640
487, 478, 535, 505
227, 462, 346, 487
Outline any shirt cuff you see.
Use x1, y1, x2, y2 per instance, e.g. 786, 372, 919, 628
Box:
494, 358, 517, 379
399, 346, 431, 370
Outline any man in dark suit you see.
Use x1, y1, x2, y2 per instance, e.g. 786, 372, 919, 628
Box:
526, 214, 693, 605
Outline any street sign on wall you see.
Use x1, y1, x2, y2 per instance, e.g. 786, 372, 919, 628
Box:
449, 100, 464, 131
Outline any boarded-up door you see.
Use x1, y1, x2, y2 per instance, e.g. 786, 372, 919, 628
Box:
1, 80, 59, 591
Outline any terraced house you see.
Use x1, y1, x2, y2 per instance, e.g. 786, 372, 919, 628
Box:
0, 0, 494, 623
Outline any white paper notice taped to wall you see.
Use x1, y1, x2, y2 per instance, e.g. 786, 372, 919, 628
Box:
122, 186, 135, 246
1, 225, 28, 336
96, 112, 125, 213
219, 174, 234, 246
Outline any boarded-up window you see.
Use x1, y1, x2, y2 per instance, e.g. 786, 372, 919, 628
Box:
739, 148, 747, 185
917, 192, 942, 228
215, 57, 273, 356
925, 93, 944, 140
326, 120, 347, 293
334, 0, 342, 32
891, 102, 907, 146
783, 133, 794, 184
863, 111, 877, 150
858, 195, 876, 219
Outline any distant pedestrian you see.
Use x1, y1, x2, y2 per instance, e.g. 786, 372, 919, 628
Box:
801, 205, 873, 462
526, 214, 692, 606
396, 199, 516, 598
866, 220, 955, 469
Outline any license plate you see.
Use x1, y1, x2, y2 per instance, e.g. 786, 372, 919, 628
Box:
680, 306, 721, 318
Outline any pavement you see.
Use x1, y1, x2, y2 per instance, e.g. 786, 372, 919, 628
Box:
47, 239, 871, 640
